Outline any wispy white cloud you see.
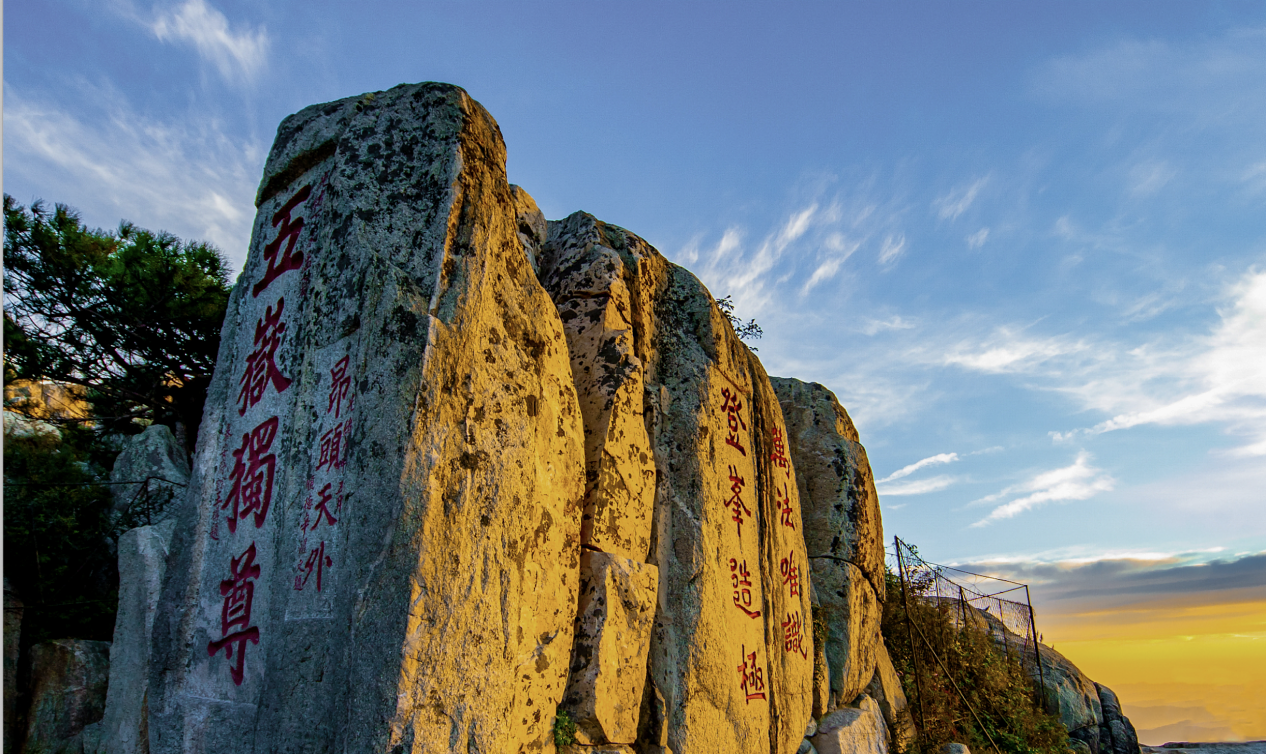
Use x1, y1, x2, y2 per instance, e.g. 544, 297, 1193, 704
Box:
687, 183, 908, 317
861, 315, 917, 336
878, 233, 906, 265
933, 177, 989, 221
942, 328, 1087, 374
149, 0, 269, 84
1050, 269, 1266, 455
971, 451, 1115, 527
878, 452, 959, 483
966, 227, 990, 249
878, 474, 959, 497
3, 84, 263, 272
1129, 160, 1176, 196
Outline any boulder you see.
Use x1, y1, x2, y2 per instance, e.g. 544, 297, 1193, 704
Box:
21, 640, 111, 754
866, 642, 916, 753
540, 213, 814, 754
1004, 634, 1103, 752
5, 580, 23, 754
563, 552, 659, 745
1096, 683, 1141, 754
771, 378, 884, 705
109, 424, 191, 523
97, 523, 174, 754
938, 745, 971, 754
147, 83, 585, 754
810, 694, 889, 754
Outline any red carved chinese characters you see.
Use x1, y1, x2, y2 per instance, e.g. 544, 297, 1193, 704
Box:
737, 646, 767, 702
721, 387, 747, 455
310, 482, 340, 530
728, 558, 762, 619
781, 611, 809, 659
207, 543, 261, 685
328, 356, 353, 418
724, 465, 751, 537
252, 185, 311, 298
317, 422, 347, 471
238, 299, 293, 415
296, 541, 332, 592
770, 425, 789, 471
780, 552, 802, 598
223, 417, 280, 533
776, 481, 796, 530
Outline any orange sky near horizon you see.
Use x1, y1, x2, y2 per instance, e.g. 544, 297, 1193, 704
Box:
1040, 597, 1266, 743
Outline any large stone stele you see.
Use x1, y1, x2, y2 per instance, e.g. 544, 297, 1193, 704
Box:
771, 378, 884, 706
540, 214, 814, 754
147, 83, 585, 754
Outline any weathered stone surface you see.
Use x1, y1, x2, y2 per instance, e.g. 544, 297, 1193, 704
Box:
148, 83, 585, 754
771, 378, 884, 706
539, 216, 656, 561
5, 580, 23, 754
21, 640, 111, 754
797, 740, 818, 754
98, 523, 174, 754
541, 213, 814, 754
938, 744, 971, 754
769, 379, 884, 592
512, 184, 547, 274
564, 552, 659, 745
109, 424, 191, 520
866, 642, 916, 753
810, 695, 889, 754
1097, 683, 1141, 754
810, 585, 830, 720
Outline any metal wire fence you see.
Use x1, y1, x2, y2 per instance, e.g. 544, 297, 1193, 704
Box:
888, 537, 1049, 752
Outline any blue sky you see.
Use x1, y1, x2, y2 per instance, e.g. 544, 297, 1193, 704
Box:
6, 1, 1266, 729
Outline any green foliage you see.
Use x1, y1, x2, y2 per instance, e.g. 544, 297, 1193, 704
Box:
882, 567, 1069, 754
3, 194, 231, 445
717, 294, 763, 344
3, 428, 118, 644
553, 709, 577, 747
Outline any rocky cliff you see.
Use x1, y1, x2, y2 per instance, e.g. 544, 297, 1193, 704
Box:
61, 82, 1138, 754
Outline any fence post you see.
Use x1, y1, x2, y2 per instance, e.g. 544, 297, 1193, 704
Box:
1026, 585, 1046, 712
895, 537, 926, 736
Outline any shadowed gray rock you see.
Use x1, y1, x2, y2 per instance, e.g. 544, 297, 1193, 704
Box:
109, 424, 190, 522
21, 640, 111, 754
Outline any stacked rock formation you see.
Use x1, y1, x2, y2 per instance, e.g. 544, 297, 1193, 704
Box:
69, 81, 1130, 754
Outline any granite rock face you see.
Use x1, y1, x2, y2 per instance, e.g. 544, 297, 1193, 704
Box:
109, 424, 191, 522
771, 378, 884, 706
21, 640, 111, 754
563, 552, 658, 745
866, 642, 916, 753
147, 83, 585, 754
540, 213, 815, 754
1096, 683, 1141, 754
810, 695, 889, 754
